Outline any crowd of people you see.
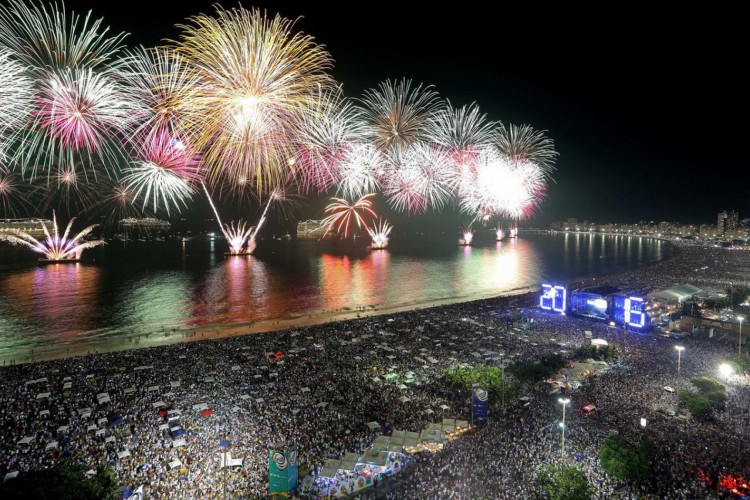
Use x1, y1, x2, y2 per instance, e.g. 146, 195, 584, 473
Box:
0, 240, 748, 499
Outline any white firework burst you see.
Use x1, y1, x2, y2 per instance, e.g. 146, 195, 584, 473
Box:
292, 86, 365, 192
358, 78, 443, 152
336, 142, 385, 199
381, 144, 456, 214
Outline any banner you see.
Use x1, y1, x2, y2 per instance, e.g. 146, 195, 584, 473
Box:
472, 388, 489, 423
269, 445, 298, 496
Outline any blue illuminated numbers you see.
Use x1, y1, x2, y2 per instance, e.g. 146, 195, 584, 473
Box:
624, 297, 645, 327
540, 284, 566, 313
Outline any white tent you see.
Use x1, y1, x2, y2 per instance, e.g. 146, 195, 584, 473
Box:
117, 450, 131, 459
57, 425, 70, 433
36, 392, 51, 400
172, 438, 187, 448
16, 436, 34, 446
591, 339, 609, 346
219, 452, 243, 468
44, 441, 58, 451
366, 421, 380, 430
169, 459, 182, 470
4, 471, 18, 482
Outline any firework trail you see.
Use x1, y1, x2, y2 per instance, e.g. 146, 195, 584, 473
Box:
173, 5, 334, 193
123, 129, 200, 215
0, 209, 104, 261
322, 194, 377, 238
359, 79, 442, 153
367, 218, 392, 249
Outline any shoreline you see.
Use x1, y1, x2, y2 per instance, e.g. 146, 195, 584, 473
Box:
1, 285, 540, 366
0, 232, 684, 366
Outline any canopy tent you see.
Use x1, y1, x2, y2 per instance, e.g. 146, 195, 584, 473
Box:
320, 459, 342, 478
366, 421, 380, 431
647, 284, 703, 304
45, 441, 58, 451
591, 339, 609, 346
117, 450, 131, 459
172, 438, 187, 448
169, 459, 182, 470
200, 409, 214, 418
360, 449, 388, 467
220, 452, 243, 468
4, 471, 18, 482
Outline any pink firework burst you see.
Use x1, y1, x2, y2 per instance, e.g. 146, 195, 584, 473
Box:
322, 194, 377, 238
124, 129, 202, 215
36, 68, 132, 155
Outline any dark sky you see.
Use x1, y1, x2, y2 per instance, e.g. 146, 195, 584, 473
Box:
66, 1, 747, 225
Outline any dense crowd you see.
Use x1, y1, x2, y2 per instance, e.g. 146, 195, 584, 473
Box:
0, 241, 749, 499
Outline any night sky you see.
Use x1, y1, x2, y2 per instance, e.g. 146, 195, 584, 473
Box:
65, 1, 747, 225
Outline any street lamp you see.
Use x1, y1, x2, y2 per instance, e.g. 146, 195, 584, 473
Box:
719, 363, 734, 379
738, 316, 745, 355
558, 398, 570, 456
675, 346, 685, 377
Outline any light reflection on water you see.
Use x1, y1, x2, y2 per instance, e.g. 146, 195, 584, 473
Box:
0, 233, 673, 359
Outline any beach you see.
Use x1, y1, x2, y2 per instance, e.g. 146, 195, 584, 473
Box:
1, 240, 749, 498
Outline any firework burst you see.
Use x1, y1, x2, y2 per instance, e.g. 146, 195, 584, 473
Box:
459, 147, 546, 220
427, 101, 496, 169
12, 66, 136, 180
359, 79, 442, 152
496, 123, 557, 175
118, 46, 204, 144
322, 194, 377, 238
224, 220, 255, 255
292, 86, 365, 192
0, 210, 104, 261
459, 226, 474, 246
381, 144, 456, 214
336, 142, 385, 199
0, 49, 33, 158
367, 218, 392, 249
174, 5, 334, 192
123, 130, 200, 215
0, 0, 126, 73
0, 169, 40, 217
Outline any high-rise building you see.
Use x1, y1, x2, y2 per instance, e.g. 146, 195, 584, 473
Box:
717, 210, 739, 236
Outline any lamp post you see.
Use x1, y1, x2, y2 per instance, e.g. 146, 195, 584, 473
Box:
719, 363, 734, 379
738, 316, 745, 355
675, 346, 685, 377
558, 398, 570, 456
